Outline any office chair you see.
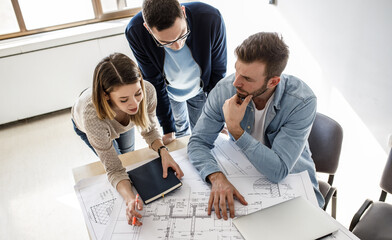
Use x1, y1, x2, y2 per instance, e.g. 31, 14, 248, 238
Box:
308, 112, 343, 219
349, 148, 392, 240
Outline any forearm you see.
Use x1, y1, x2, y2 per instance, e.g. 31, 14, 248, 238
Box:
235, 132, 288, 183
116, 179, 136, 203
188, 135, 221, 181
187, 116, 224, 180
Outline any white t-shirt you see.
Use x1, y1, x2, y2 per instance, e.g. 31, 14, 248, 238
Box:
250, 93, 275, 145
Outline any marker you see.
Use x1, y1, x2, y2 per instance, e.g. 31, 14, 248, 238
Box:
132, 194, 139, 226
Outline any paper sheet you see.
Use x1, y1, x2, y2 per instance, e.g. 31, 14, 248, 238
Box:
74, 174, 120, 240
74, 156, 165, 240
102, 135, 323, 239
75, 134, 358, 240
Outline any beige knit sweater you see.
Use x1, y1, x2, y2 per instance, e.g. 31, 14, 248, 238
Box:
71, 81, 161, 188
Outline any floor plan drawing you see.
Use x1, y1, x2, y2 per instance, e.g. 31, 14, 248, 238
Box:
253, 177, 289, 198
76, 135, 359, 240
103, 178, 245, 240
75, 174, 121, 240
102, 135, 318, 239
103, 173, 316, 240
90, 196, 117, 225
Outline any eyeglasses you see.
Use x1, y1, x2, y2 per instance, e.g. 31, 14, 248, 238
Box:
148, 21, 191, 48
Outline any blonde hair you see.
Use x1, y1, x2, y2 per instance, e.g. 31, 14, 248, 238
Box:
92, 53, 150, 130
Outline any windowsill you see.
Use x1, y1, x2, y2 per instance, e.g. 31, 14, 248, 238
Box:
0, 18, 131, 58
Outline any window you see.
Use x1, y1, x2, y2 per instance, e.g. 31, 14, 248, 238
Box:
0, 0, 142, 40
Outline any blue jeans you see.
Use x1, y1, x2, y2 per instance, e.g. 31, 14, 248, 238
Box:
72, 120, 135, 155
168, 90, 207, 138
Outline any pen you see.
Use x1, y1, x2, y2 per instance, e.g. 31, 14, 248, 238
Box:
132, 194, 139, 226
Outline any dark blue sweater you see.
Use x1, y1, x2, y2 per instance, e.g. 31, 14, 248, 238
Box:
125, 2, 227, 134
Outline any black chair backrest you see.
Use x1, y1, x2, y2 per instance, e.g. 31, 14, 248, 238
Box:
380, 149, 392, 195
308, 113, 343, 175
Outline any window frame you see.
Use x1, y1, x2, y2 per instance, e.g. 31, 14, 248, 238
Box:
1, 0, 141, 40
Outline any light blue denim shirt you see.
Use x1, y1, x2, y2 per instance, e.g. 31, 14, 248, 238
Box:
188, 73, 324, 208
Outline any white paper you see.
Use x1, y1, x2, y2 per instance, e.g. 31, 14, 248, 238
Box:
102, 135, 324, 239
75, 134, 358, 240
74, 156, 162, 240
74, 174, 120, 240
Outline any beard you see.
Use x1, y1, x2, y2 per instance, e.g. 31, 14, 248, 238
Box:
236, 80, 268, 100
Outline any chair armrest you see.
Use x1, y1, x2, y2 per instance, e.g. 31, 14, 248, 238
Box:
349, 199, 373, 231
323, 186, 336, 210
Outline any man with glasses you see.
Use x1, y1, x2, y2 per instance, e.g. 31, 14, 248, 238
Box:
125, 0, 227, 144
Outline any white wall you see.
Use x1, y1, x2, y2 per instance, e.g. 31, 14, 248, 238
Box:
0, 28, 133, 125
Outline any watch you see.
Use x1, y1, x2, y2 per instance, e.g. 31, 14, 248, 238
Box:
157, 145, 168, 157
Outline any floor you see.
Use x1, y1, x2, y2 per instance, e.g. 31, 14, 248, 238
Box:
0, 109, 147, 240
0, 108, 390, 240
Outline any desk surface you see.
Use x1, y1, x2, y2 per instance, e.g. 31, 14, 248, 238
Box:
73, 135, 359, 240
72, 136, 190, 184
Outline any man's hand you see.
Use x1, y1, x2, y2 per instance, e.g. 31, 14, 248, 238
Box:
207, 172, 248, 220
162, 132, 176, 145
222, 94, 252, 140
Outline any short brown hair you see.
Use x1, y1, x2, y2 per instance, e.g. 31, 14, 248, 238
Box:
92, 53, 150, 130
235, 32, 289, 79
142, 0, 183, 31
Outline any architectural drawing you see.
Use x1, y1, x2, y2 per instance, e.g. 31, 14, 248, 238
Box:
104, 178, 244, 240
104, 173, 315, 239
90, 196, 116, 225
76, 135, 359, 240
252, 177, 289, 198
102, 135, 318, 239
75, 175, 121, 240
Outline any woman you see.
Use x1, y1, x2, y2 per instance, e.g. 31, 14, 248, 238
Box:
71, 53, 184, 226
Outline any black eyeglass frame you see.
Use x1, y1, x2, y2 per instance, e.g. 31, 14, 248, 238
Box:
148, 21, 191, 48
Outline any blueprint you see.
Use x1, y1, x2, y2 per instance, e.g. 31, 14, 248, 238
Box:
74, 155, 165, 240
75, 173, 120, 240
75, 134, 358, 240
101, 135, 320, 239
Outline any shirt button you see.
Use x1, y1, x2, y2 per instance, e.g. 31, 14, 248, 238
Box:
247, 126, 250, 129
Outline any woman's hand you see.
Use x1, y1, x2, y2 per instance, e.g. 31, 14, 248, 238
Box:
125, 195, 143, 226
160, 149, 184, 179
116, 180, 143, 226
